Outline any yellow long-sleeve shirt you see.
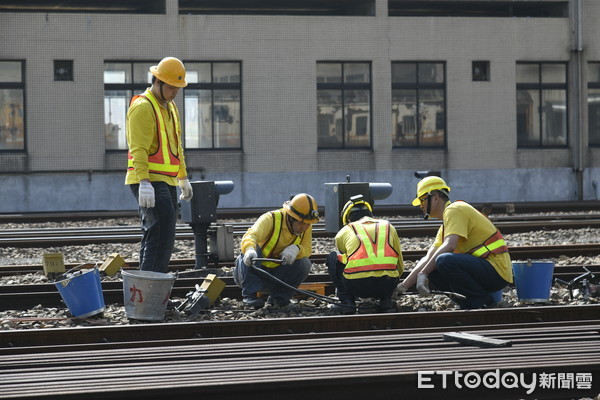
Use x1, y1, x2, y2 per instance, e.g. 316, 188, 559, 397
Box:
125, 88, 188, 185
240, 209, 313, 259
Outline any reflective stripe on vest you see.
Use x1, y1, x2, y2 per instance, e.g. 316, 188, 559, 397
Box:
261, 210, 302, 268
467, 230, 508, 258
341, 219, 399, 277
127, 90, 181, 177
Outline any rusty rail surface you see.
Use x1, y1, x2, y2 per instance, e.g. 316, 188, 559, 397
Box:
0, 321, 597, 399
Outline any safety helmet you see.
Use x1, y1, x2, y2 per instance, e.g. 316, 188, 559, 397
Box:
283, 193, 319, 224
149, 57, 188, 88
412, 176, 450, 206
341, 194, 373, 225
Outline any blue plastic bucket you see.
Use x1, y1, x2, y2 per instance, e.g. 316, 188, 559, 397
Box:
512, 261, 555, 303
122, 270, 176, 321
54, 267, 105, 317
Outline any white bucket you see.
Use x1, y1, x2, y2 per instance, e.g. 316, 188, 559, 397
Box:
121, 270, 176, 321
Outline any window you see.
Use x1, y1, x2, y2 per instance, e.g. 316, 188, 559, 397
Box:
0, 61, 25, 150
54, 60, 74, 81
317, 62, 371, 149
103, 61, 242, 150
472, 61, 490, 82
388, 1, 569, 17
103, 61, 153, 150
391, 62, 446, 147
184, 62, 241, 149
179, 0, 375, 16
516, 62, 568, 147
588, 62, 600, 146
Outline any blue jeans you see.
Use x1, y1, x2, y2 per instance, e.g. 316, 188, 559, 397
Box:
428, 253, 509, 309
326, 251, 399, 302
130, 182, 178, 273
232, 247, 311, 301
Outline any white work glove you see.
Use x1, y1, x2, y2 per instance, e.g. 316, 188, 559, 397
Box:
178, 179, 193, 202
396, 283, 408, 295
243, 248, 258, 267
280, 245, 300, 265
416, 273, 431, 296
138, 181, 155, 208
392, 282, 408, 300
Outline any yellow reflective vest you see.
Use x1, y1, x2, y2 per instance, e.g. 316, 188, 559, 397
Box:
127, 89, 181, 178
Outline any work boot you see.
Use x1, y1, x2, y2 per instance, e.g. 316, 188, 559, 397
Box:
242, 295, 265, 309
331, 299, 356, 315
265, 296, 291, 308
377, 297, 396, 313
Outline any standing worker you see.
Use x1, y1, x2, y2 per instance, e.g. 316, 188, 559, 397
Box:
233, 194, 319, 308
397, 176, 512, 309
125, 57, 193, 273
327, 195, 404, 314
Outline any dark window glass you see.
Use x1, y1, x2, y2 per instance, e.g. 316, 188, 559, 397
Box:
516, 62, 568, 147
391, 61, 446, 148
317, 62, 371, 149
103, 61, 242, 150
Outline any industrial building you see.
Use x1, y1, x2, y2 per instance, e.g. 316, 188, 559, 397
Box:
1, 0, 599, 212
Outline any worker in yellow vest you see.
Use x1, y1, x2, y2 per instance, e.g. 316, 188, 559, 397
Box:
397, 176, 513, 309
233, 194, 319, 308
125, 57, 193, 273
327, 195, 404, 314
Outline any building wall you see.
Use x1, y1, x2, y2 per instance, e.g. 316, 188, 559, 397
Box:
1, 0, 599, 212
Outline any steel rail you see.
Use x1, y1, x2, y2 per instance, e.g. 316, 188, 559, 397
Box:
1, 243, 599, 277
0, 322, 597, 399
1, 304, 598, 349
1, 200, 599, 222
1, 214, 600, 246
1, 265, 598, 310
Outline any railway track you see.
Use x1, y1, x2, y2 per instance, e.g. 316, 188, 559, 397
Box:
1, 200, 599, 223
1, 263, 598, 310
1, 243, 599, 276
1, 213, 600, 247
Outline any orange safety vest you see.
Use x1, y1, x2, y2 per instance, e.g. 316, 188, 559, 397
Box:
261, 210, 302, 268
467, 230, 509, 258
127, 90, 181, 177
339, 218, 400, 278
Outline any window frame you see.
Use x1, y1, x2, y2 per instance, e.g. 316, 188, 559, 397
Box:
103, 60, 153, 152
391, 61, 447, 149
183, 61, 243, 150
0, 60, 26, 152
316, 61, 373, 150
516, 61, 569, 148
588, 61, 600, 147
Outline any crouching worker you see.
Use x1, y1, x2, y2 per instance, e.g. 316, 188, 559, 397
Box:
397, 176, 513, 309
326, 195, 404, 314
233, 194, 319, 308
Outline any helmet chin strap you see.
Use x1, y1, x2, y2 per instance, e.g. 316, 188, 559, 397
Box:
423, 194, 432, 220
159, 81, 167, 104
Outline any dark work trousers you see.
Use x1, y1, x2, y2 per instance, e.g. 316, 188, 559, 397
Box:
130, 182, 178, 273
428, 252, 509, 309
326, 251, 399, 302
232, 247, 312, 301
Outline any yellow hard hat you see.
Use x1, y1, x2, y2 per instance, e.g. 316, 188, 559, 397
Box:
412, 176, 450, 206
283, 193, 319, 224
341, 194, 373, 225
150, 57, 188, 88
